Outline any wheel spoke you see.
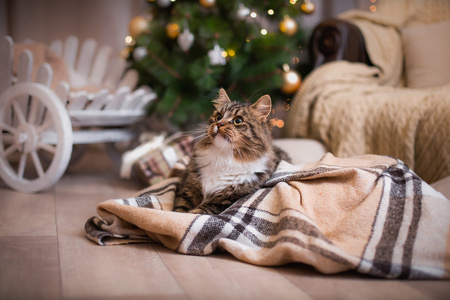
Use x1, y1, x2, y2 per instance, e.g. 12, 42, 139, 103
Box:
0, 121, 16, 134
37, 118, 54, 133
31, 150, 45, 178
37, 142, 56, 154
3, 143, 18, 157
27, 97, 40, 125
17, 153, 27, 180
2, 132, 15, 144
12, 101, 28, 125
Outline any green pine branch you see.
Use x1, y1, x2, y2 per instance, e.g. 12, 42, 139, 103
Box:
128, 0, 307, 128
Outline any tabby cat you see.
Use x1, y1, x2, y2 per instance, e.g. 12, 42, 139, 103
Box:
173, 89, 289, 214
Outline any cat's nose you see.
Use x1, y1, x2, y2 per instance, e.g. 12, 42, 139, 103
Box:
217, 121, 225, 128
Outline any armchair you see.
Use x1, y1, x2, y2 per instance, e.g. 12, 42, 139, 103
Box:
309, 19, 371, 69
284, 3, 450, 184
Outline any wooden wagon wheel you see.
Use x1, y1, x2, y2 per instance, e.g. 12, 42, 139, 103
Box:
0, 82, 73, 193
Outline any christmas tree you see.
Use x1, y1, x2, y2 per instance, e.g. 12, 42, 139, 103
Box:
127, 0, 314, 128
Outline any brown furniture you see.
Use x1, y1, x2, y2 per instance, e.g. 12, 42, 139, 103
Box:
309, 19, 371, 69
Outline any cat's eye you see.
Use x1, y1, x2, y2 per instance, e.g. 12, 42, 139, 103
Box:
233, 116, 243, 125
216, 114, 222, 122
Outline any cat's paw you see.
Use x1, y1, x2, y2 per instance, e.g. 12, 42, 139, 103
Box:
173, 207, 188, 213
188, 208, 208, 214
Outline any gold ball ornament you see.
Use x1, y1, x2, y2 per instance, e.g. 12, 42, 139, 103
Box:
166, 23, 180, 39
199, 0, 215, 8
129, 16, 149, 38
279, 16, 298, 36
301, 1, 316, 14
281, 69, 301, 94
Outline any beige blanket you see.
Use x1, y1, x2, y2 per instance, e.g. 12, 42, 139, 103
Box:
85, 153, 450, 279
284, 9, 450, 184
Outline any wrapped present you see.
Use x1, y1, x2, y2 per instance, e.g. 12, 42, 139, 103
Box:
120, 132, 194, 187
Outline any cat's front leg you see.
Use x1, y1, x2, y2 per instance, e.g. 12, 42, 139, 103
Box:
188, 198, 234, 215
174, 207, 189, 213
189, 204, 223, 215
173, 185, 203, 213
173, 196, 195, 212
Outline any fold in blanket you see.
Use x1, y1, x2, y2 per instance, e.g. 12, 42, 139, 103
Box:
85, 153, 450, 279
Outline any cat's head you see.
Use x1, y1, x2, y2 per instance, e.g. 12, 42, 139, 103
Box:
206, 88, 274, 160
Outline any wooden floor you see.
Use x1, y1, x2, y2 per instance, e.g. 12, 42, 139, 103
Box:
1, 145, 449, 300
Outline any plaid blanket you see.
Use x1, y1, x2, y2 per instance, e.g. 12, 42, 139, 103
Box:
85, 153, 450, 279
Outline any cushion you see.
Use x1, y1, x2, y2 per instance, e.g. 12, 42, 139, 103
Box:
431, 176, 450, 200
273, 138, 327, 164
401, 19, 450, 88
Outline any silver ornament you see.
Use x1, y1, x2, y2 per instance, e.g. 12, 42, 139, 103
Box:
133, 47, 148, 61
208, 43, 226, 66
177, 28, 194, 52
156, 0, 171, 8
237, 3, 250, 19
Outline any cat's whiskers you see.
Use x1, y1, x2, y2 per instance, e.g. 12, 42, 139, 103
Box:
217, 133, 231, 151
235, 135, 264, 161
235, 135, 254, 151
228, 131, 252, 162
235, 135, 252, 147
187, 124, 212, 150
187, 123, 206, 134
193, 133, 209, 150
232, 140, 245, 162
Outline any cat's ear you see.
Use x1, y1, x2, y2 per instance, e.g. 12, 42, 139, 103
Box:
213, 88, 231, 110
251, 95, 272, 121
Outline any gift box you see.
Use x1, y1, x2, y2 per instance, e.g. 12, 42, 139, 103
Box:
121, 133, 195, 187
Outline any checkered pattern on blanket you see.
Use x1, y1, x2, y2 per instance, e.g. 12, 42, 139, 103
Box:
85, 153, 450, 279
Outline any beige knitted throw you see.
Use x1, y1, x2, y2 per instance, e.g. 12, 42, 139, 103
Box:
284, 8, 450, 184
85, 154, 450, 279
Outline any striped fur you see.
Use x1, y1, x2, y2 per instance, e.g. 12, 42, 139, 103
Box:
173, 89, 287, 214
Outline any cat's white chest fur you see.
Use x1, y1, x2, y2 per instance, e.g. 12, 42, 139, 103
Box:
197, 143, 268, 198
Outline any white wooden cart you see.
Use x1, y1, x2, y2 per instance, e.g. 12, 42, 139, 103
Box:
0, 36, 156, 193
